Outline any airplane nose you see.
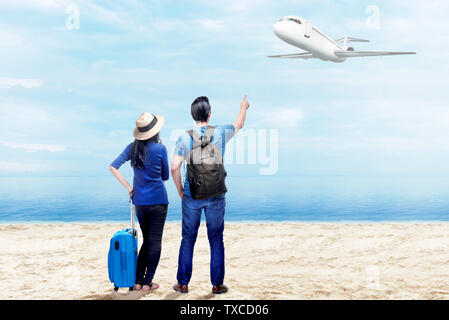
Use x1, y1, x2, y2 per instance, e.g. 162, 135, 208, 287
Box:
273, 21, 282, 36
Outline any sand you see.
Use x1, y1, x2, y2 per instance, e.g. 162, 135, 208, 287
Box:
1, 222, 449, 300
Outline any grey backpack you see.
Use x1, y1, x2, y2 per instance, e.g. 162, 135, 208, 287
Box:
186, 126, 227, 200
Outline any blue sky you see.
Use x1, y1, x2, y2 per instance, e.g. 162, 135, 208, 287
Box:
0, 0, 448, 178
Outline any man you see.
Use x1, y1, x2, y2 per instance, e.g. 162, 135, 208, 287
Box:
171, 95, 250, 294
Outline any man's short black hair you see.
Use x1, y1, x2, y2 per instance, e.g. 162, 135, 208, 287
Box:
191, 96, 211, 122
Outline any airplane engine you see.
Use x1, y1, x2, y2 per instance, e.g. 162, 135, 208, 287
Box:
347, 47, 354, 51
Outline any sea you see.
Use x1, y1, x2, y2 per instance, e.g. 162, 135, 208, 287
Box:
1, 176, 449, 222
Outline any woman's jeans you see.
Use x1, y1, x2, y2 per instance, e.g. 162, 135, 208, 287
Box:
135, 204, 168, 286
177, 194, 226, 286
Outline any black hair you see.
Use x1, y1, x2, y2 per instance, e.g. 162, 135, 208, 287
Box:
191, 96, 211, 122
130, 133, 161, 169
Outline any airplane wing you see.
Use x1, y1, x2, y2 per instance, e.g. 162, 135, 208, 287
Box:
268, 52, 315, 59
334, 50, 416, 58
335, 37, 370, 43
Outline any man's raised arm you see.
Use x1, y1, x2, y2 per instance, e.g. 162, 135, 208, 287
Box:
233, 94, 250, 135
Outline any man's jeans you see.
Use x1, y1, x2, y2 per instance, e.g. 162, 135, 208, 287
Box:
177, 194, 226, 286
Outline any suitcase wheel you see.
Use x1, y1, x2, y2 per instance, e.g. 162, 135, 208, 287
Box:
129, 287, 134, 291
114, 286, 119, 292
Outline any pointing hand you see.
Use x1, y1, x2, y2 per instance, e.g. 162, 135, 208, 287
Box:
240, 94, 250, 110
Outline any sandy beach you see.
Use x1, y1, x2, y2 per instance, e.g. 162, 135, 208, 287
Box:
1, 222, 449, 300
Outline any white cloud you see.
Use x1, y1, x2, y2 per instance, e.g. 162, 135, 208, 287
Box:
0, 78, 42, 89
0, 141, 66, 153
195, 19, 224, 30
0, 0, 69, 12
152, 19, 182, 31
0, 161, 44, 172
0, 30, 25, 47
91, 59, 113, 69
0, 0, 140, 32
261, 107, 304, 128
280, 135, 449, 153
205, 0, 271, 13
107, 130, 129, 137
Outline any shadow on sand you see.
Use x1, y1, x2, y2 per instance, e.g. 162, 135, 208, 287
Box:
80, 289, 218, 300
79, 289, 148, 300
162, 292, 216, 300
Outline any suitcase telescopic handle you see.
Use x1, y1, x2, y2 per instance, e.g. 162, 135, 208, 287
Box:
129, 190, 136, 237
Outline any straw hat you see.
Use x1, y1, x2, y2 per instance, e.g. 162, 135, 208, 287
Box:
133, 112, 165, 140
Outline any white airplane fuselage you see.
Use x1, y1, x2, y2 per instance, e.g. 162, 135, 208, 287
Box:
273, 16, 345, 62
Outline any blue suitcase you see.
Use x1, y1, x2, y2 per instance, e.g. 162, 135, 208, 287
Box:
108, 195, 138, 291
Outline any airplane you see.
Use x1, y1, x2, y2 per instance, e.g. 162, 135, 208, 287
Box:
268, 16, 415, 63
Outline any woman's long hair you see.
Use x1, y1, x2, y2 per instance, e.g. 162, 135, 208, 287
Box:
130, 133, 161, 169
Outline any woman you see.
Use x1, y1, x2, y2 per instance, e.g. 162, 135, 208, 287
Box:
109, 112, 169, 292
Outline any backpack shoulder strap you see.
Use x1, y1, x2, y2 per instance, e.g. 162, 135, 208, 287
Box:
187, 129, 201, 149
187, 126, 216, 147
203, 126, 215, 143
187, 129, 198, 140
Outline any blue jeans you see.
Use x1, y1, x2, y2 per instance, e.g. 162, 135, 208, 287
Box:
177, 194, 226, 286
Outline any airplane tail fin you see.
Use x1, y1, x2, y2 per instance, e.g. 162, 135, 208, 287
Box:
335, 37, 370, 50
